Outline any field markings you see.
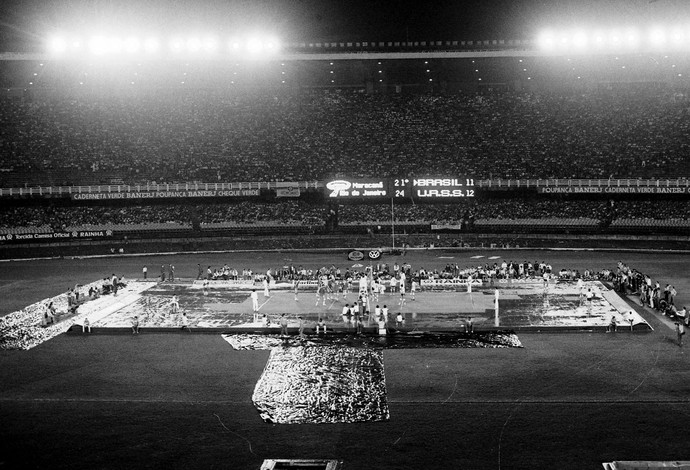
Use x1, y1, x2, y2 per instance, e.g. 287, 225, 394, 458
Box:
488, 256, 501, 260
258, 297, 272, 311
470, 255, 484, 259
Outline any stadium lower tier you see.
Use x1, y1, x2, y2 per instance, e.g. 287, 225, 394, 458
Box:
2, 199, 690, 234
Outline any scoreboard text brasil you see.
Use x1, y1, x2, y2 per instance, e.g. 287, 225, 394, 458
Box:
325, 178, 476, 199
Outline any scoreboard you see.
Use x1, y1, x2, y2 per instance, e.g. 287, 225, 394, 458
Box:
391, 178, 475, 199
325, 177, 476, 200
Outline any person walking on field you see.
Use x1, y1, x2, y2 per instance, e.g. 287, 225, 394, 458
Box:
677, 321, 685, 347
298, 316, 305, 340
251, 289, 259, 312
180, 313, 191, 332
280, 314, 288, 336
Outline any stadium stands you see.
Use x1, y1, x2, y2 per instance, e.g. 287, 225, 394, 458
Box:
3, 199, 690, 235
1, 87, 689, 187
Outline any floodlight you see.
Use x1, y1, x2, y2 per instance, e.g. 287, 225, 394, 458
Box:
265, 37, 281, 52
228, 39, 241, 51
592, 31, 606, 48
169, 37, 185, 53
202, 37, 218, 53
47, 35, 67, 54
670, 27, 685, 47
247, 37, 264, 53
124, 37, 140, 54
88, 35, 108, 55
536, 31, 555, 50
557, 34, 570, 49
623, 29, 640, 48
143, 37, 159, 53
608, 30, 622, 48
186, 37, 202, 52
649, 27, 666, 47
571, 31, 588, 49
108, 37, 123, 54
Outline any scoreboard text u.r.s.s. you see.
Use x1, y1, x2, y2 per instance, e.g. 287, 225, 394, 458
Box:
392, 178, 475, 199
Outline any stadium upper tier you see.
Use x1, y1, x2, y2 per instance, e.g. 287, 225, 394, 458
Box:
0, 85, 689, 186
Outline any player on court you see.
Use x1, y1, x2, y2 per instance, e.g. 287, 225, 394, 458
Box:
170, 295, 180, 315
251, 289, 259, 312
316, 279, 327, 306
399, 278, 406, 307
585, 288, 594, 315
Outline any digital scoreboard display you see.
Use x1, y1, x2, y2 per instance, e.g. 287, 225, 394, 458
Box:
325, 177, 475, 199
391, 178, 476, 199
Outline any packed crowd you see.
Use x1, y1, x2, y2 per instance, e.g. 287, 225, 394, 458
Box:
4, 198, 690, 233
1, 88, 689, 187
0, 201, 327, 231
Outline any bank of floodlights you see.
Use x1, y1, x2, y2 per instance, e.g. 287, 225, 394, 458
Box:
537, 25, 690, 54
46, 33, 281, 59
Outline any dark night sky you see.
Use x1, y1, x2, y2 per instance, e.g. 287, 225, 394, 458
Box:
1, 0, 690, 50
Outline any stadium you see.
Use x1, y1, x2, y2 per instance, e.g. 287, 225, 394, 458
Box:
2, 1, 690, 469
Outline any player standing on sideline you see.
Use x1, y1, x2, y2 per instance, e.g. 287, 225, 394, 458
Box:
294, 280, 300, 301
399, 277, 406, 307
389, 276, 397, 296
382, 305, 389, 323
577, 277, 584, 305
142, 266, 147, 280
316, 318, 327, 334
586, 288, 594, 315
280, 314, 288, 336
197, 264, 203, 280
169, 264, 175, 282
112, 274, 119, 296
160, 265, 166, 282
170, 295, 179, 315
395, 312, 405, 328
131, 316, 140, 334
263, 277, 270, 298
676, 320, 685, 347
251, 289, 259, 313
298, 316, 305, 340
342, 304, 351, 325
607, 315, 617, 333
180, 312, 192, 332
411, 278, 418, 300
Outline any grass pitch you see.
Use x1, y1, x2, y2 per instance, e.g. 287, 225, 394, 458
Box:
2, 249, 690, 469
